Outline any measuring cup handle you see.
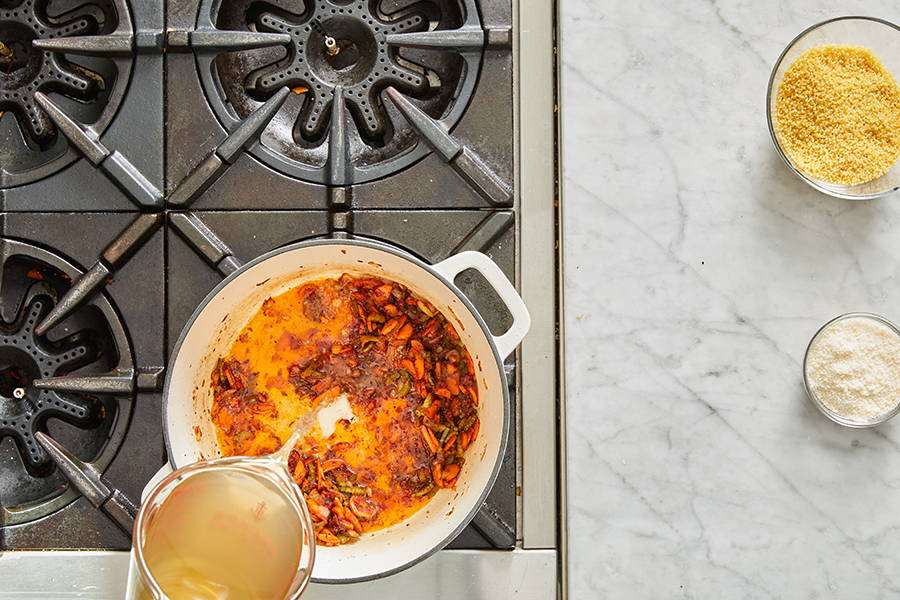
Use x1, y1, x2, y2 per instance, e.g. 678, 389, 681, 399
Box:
125, 464, 171, 600
432, 251, 532, 360
141, 463, 173, 504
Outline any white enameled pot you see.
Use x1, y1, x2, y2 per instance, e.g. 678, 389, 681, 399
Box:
161, 238, 531, 583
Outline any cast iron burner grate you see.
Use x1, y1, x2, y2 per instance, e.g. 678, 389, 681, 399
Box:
0, 0, 134, 188
197, 0, 484, 184
252, 3, 428, 142
0, 292, 98, 477
0, 0, 100, 147
0, 239, 133, 527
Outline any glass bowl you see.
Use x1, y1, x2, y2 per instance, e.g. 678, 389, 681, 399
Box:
767, 16, 900, 199
803, 312, 900, 428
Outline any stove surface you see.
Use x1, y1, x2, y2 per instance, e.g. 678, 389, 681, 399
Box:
0, 0, 562, 594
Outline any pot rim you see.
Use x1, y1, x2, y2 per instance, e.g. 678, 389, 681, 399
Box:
162, 236, 512, 584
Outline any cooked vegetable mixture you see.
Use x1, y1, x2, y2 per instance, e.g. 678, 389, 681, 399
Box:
211, 274, 480, 546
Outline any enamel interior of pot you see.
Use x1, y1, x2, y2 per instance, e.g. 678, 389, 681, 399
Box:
165, 242, 506, 581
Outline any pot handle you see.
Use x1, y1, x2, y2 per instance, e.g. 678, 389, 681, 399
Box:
432, 251, 531, 360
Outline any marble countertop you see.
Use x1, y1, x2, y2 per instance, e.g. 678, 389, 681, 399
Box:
562, 1, 900, 597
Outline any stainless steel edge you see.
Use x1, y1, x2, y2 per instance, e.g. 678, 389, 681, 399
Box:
517, 0, 560, 558
512, 0, 524, 554
554, 0, 567, 596
0, 551, 132, 599
0, 550, 557, 599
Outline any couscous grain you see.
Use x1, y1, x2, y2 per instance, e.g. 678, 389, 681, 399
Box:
775, 45, 900, 185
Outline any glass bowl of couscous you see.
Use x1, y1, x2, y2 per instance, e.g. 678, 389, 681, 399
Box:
767, 16, 900, 199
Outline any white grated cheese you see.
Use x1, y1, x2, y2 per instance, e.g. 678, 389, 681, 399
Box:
805, 316, 900, 422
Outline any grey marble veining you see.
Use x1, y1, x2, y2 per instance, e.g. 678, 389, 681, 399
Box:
562, 1, 900, 597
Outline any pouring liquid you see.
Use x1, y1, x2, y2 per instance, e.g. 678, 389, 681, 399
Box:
137, 396, 354, 600
139, 468, 303, 600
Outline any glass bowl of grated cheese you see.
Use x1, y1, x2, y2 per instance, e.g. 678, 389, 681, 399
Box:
803, 312, 900, 428
767, 16, 900, 199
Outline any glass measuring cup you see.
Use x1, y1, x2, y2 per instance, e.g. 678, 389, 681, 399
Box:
128, 456, 316, 600
125, 395, 357, 599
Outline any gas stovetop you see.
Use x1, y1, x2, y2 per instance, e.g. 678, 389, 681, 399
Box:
0, 0, 562, 596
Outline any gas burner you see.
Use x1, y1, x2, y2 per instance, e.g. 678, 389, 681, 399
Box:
0, 0, 133, 188
196, 0, 483, 184
0, 293, 98, 477
0, 238, 133, 527
249, 3, 430, 143
0, 0, 99, 146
